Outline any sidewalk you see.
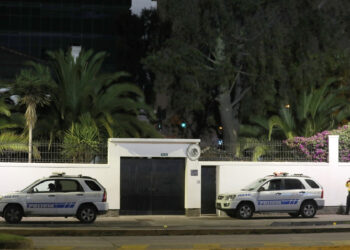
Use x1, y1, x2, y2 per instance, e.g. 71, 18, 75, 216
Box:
2, 214, 350, 236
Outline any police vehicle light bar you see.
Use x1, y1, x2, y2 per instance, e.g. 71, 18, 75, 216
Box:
51, 172, 66, 176
273, 172, 289, 177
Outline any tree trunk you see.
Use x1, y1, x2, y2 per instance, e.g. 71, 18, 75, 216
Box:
217, 90, 238, 156
28, 124, 32, 163
213, 36, 240, 156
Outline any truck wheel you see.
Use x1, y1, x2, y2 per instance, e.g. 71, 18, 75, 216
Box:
77, 204, 97, 223
4, 205, 23, 224
236, 203, 254, 219
300, 201, 317, 218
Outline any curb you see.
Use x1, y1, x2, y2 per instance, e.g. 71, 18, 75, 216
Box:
2, 227, 350, 236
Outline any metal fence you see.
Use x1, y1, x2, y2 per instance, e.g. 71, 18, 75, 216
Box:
199, 140, 327, 162
0, 141, 108, 164
0, 140, 335, 163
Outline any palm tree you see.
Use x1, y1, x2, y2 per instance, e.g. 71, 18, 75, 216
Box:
62, 113, 101, 163
12, 62, 55, 162
45, 48, 160, 140
0, 96, 31, 157
268, 78, 350, 140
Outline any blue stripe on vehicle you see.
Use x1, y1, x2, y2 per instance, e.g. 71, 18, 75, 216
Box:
55, 203, 66, 208
258, 199, 299, 206
27, 202, 76, 209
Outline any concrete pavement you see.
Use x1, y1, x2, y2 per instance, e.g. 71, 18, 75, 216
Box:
2, 214, 350, 236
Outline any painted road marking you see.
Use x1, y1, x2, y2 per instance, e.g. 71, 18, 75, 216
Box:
264, 242, 291, 247
119, 244, 149, 249
44, 247, 73, 250
331, 240, 350, 245
193, 243, 221, 249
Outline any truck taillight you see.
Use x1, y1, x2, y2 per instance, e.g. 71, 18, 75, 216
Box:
321, 189, 324, 199
102, 190, 107, 202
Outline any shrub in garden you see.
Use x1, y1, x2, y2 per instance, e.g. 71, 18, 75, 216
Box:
284, 124, 350, 162
61, 114, 101, 163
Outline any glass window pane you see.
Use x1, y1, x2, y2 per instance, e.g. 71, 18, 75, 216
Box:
32, 180, 55, 193
57, 180, 83, 192
305, 179, 319, 189
284, 179, 305, 190
85, 180, 101, 191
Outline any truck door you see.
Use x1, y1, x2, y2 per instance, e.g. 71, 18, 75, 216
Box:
26, 179, 57, 215
257, 179, 284, 211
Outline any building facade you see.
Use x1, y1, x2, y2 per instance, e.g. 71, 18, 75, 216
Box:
0, 0, 131, 77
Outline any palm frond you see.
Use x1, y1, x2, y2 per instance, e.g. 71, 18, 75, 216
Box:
268, 115, 294, 140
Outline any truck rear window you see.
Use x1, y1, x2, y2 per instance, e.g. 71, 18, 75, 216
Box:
85, 180, 101, 191
305, 179, 320, 189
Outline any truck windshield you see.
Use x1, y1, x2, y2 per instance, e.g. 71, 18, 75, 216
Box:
21, 179, 40, 192
241, 178, 267, 191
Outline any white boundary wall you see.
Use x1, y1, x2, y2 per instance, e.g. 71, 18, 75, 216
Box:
200, 135, 348, 208
0, 138, 201, 212
201, 161, 350, 207
0, 163, 118, 209
0, 135, 348, 213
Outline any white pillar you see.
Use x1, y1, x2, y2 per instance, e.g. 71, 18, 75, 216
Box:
328, 135, 339, 166
185, 158, 201, 215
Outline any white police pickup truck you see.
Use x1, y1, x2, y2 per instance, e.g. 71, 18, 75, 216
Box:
216, 173, 324, 219
0, 173, 108, 223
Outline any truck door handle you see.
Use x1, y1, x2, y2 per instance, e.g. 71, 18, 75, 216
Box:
76, 194, 84, 196
299, 191, 305, 194
48, 195, 55, 197
275, 193, 282, 195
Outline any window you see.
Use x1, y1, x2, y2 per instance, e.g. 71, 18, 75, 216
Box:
31, 180, 55, 193
305, 179, 320, 189
56, 180, 83, 192
85, 180, 101, 191
284, 179, 305, 190
261, 179, 282, 191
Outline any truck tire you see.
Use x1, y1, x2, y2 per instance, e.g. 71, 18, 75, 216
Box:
4, 204, 23, 224
77, 204, 97, 223
300, 201, 317, 218
236, 203, 254, 219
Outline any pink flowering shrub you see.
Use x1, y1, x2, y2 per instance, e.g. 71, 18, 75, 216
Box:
284, 124, 350, 162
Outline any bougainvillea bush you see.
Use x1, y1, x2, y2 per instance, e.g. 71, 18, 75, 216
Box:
284, 124, 350, 162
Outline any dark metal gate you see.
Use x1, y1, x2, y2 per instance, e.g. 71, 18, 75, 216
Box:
201, 166, 216, 214
120, 157, 185, 215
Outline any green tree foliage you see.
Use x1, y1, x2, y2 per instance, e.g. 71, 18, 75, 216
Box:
145, 0, 350, 147
0, 132, 40, 159
145, 0, 268, 152
240, 0, 350, 122
41, 48, 160, 140
268, 78, 350, 139
12, 62, 55, 162
62, 114, 101, 163
0, 93, 24, 132
0, 83, 31, 157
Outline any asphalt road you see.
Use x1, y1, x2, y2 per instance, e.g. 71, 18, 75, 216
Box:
29, 233, 350, 249
2, 214, 350, 249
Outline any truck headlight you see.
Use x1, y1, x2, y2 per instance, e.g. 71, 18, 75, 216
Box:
225, 195, 236, 201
